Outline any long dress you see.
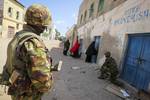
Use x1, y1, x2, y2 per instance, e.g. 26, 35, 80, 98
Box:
70, 40, 80, 57
85, 41, 97, 62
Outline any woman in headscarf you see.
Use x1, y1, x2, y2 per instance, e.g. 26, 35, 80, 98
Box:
63, 40, 70, 55
85, 41, 97, 63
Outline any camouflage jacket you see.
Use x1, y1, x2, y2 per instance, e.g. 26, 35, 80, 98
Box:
20, 34, 52, 92
4, 25, 53, 95
102, 57, 118, 73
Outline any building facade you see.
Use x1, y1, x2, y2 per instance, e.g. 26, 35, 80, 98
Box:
77, 0, 127, 62
66, 25, 78, 48
77, 0, 150, 92
77, 0, 126, 27
0, 0, 25, 38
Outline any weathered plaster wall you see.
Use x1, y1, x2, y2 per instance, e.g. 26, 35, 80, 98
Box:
77, 0, 126, 26
78, 0, 150, 68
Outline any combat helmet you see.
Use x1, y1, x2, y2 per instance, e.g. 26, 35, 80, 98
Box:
25, 4, 52, 26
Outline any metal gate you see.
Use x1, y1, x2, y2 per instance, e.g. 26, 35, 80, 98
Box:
122, 34, 150, 92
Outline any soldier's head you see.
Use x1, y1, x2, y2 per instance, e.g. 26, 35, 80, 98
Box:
25, 4, 52, 35
104, 51, 111, 58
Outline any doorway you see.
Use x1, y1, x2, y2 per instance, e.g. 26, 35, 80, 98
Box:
91, 36, 101, 63
8, 26, 15, 38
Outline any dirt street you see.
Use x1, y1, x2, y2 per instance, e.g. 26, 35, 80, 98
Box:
42, 44, 122, 100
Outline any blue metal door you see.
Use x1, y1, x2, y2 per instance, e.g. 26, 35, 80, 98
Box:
135, 36, 150, 91
122, 35, 150, 92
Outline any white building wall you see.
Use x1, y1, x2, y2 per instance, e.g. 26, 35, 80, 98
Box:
51, 27, 56, 40
0, 0, 4, 37
78, 0, 150, 67
1, 0, 24, 38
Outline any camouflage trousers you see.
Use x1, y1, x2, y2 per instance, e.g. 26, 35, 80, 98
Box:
100, 66, 118, 83
100, 66, 110, 78
11, 93, 43, 100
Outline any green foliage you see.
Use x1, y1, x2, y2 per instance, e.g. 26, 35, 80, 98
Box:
54, 29, 66, 41
59, 36, 66, 41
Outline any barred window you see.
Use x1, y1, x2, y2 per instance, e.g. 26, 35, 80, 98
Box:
98, 0, 104, 13
89, 3, 94, 18
84, 10, 87, 21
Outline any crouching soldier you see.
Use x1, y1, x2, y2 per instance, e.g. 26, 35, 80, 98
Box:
98, 51, 119, 84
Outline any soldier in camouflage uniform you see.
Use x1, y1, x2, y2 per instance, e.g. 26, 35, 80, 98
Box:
98, 51, 119, 84
2, 4, 53, 100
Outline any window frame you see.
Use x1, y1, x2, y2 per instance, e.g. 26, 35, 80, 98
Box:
16, 11, 20, 20
8, 7, 13, 17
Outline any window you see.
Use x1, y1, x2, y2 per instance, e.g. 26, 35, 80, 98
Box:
84, 10, 87, 21
8, 7, 13, 17
8, 26, 15, 38
16, 11, 19, 19
16, 24, 19, 29
98, 0, 104, 13
89, 3, 94, 18
80, 14, 83, 24
22, 14, 25, 21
